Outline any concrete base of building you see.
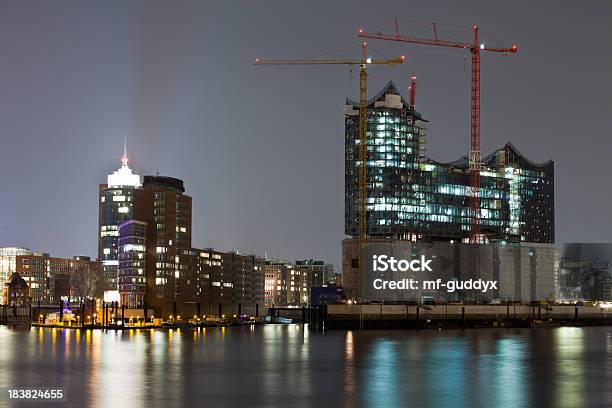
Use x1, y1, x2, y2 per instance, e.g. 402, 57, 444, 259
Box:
342, 238, 558, 302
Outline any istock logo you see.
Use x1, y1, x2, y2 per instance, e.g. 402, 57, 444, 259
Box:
372, 255, 433, 272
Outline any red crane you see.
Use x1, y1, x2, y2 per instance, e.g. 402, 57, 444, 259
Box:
358, 22, 517, 242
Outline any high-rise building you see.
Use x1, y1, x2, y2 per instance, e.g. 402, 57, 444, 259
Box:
139, 175, 192, 312
114, 175, 192, 314
98, 144, 141, 292
344, 81, 554, 243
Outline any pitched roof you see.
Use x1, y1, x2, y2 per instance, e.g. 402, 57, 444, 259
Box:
5, 272, 28, 287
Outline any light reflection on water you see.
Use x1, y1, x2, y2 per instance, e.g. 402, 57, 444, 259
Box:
0, 325, 610, 407
555, 327, 585, 408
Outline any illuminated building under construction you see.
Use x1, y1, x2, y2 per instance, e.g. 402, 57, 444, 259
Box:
344, 81, 554, 244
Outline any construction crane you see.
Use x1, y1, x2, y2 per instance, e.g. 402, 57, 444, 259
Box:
255, 44, 405, 300
359, 22, 517, 243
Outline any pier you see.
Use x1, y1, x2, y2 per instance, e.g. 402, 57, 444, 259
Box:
324, 304, 612, 330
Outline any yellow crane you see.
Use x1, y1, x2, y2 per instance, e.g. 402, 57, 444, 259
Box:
255, 43, 405, 300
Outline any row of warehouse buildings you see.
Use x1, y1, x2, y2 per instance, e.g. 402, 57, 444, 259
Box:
0, 246, 334, 316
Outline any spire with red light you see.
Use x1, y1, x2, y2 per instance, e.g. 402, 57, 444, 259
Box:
107, 136, 140, 188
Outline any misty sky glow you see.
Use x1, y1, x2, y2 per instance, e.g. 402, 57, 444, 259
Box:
0, 1, 611, 268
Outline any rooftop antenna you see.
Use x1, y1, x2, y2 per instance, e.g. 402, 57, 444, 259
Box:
121, 135, 128, 167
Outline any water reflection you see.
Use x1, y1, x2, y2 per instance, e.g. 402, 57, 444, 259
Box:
0, 326, 609, 406
365, 339, 401, 407
555, 327, 585, 408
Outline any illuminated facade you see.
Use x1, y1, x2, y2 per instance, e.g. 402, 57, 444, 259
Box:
118, 220, 148, 308
2, 272, 30, 306
264, 261, 325, 306
295, 259, 331, 288
344, 81, 554, 243
264, 262, 289, 307
98, 145, 141, 292
15, 253, 101, 303
114, 175, 194, 314
0, 247, 32, 304
183, 248, 265, 316
222, 252, 265, 312
137, 176, 192, 313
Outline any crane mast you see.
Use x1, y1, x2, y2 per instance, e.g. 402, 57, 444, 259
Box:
470, 27, 481, 242
357, 44, 368, 300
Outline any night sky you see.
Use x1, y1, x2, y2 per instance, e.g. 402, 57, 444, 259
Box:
0, 1, 610, 269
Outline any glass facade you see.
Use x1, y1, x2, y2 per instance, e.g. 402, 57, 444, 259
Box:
118, 220, 148, 308
98, 160, 141, 291
345, 81, 554, 243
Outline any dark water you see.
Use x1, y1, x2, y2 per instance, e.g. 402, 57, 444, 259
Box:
0, 325, 610, 407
